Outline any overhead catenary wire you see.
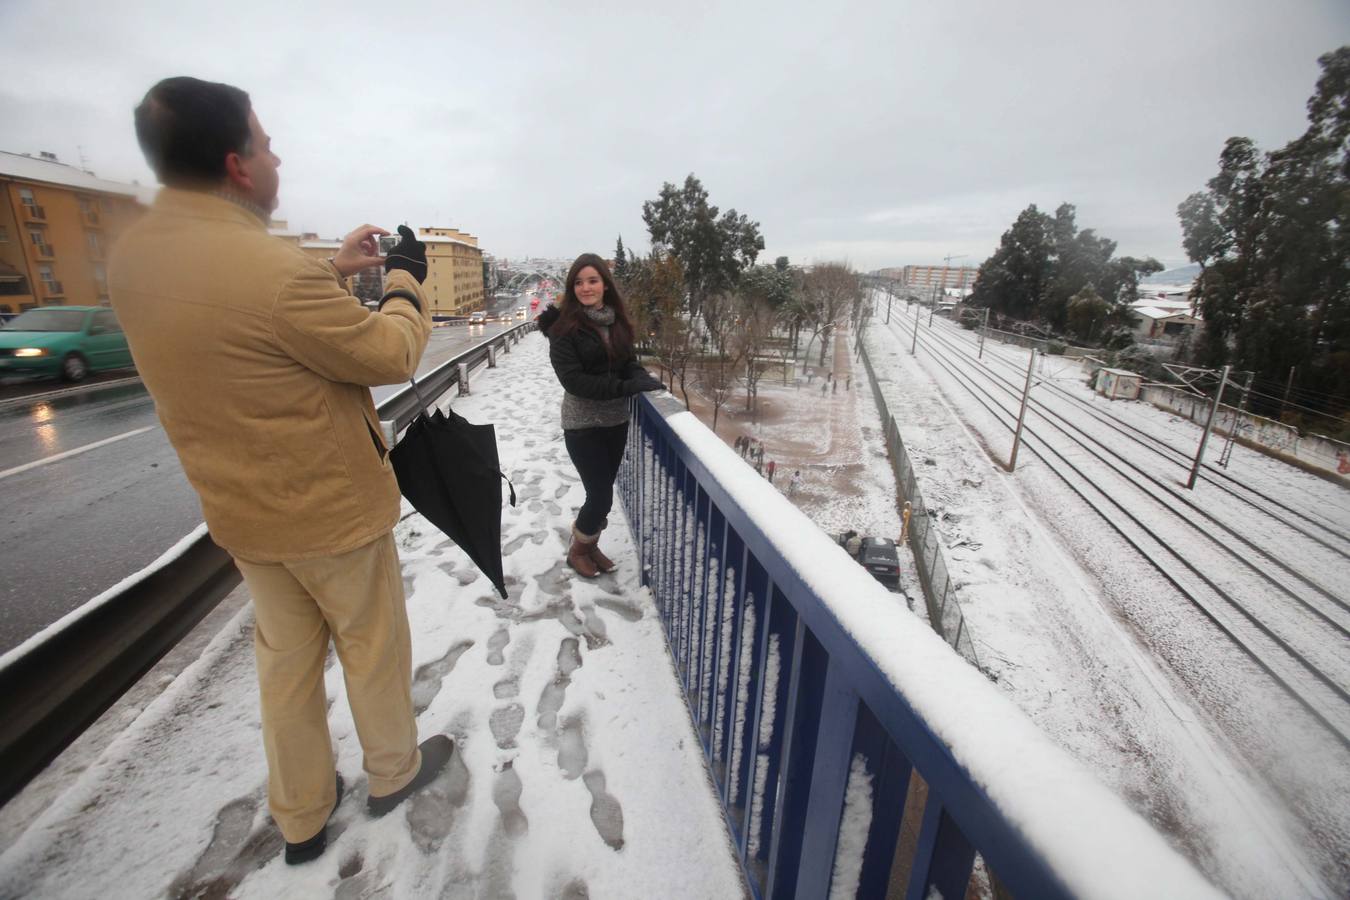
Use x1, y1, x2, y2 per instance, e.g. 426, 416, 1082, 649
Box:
876, 304, 1350, 750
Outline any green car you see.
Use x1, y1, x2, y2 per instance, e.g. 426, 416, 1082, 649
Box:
0, 306, 135, 382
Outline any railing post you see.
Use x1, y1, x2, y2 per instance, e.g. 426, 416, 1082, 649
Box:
487, 345, 497, 368
457, 362, 470, 395
792, 658, 860, 899
907, 795, 976, 900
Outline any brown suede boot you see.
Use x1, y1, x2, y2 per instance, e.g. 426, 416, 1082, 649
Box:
588, 520, 617, 573
567, 525, 600, 578
589, 543, 617, 573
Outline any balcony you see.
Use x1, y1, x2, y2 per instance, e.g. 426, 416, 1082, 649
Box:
39, 281, 64, 300
22, 204, 46, 223
32, 242, 55, 260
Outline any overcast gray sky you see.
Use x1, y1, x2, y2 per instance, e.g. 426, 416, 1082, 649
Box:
3, 0, 1347, 271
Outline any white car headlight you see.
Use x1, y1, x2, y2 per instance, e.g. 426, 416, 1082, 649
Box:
14, 348, 47, 358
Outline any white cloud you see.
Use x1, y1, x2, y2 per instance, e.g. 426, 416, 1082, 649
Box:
1, 0, 1345, 270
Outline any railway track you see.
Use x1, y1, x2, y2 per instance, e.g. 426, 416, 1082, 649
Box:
875, 309, 1350, 749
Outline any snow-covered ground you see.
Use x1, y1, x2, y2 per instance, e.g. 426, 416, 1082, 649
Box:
0, 336, 745, 899
7, 303, 1346, 897
864, 298, 1350, 898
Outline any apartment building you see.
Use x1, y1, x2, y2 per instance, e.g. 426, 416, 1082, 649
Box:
900, 264, 978, 293
420, 227, 484, 317
0, 151, 149, 314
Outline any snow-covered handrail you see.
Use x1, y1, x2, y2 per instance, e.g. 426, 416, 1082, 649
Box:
619, 392, 1221, 900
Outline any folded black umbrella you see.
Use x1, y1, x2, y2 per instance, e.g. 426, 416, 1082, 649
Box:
390, 380, 515, 598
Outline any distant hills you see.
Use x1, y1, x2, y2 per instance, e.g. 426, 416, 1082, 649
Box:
1142, 263, 1200, 285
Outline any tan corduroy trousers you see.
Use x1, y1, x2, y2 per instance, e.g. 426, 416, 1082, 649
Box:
233, 532, 422, 842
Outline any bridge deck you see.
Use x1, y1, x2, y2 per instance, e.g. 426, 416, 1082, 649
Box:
0, 337, 744, 898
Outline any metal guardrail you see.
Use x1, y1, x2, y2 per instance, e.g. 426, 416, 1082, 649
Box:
0, 319, 535, 808
855, 336, 981, 669
619, 392, 1219, 900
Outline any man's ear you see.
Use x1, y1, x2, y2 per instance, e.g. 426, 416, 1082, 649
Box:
224, 151, 253, 194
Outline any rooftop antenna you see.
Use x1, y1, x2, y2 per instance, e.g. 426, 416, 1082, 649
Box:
78, 145, 91, 172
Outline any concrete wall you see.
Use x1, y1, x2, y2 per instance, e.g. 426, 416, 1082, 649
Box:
1139, 383, 1349, 480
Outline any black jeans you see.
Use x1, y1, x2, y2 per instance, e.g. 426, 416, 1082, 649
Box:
564, 422, 630, 536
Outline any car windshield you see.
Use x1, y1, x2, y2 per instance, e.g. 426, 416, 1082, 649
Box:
1, 309, 86, 332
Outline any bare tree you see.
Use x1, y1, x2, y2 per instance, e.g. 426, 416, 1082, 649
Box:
733, 292, 779, 417
625, 252, 694, 407
699, 290, 745, 430
799, 263, 861, 367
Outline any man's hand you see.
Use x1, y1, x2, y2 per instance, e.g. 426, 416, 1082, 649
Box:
383, 225, 428, 284
332, 224, 389, 277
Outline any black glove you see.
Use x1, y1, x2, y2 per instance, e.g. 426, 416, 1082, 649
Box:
621, 371, 664, 396
383, 225, 427, 284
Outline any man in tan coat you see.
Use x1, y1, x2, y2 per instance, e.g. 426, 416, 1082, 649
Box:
109, 76, 452, 865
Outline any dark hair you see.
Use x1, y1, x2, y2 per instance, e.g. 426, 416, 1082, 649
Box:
551, 253, 635, 360
134, 77, 253, 188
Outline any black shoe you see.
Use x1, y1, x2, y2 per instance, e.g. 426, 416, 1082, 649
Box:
284, 772, 344, 865
366, 735, 454, 818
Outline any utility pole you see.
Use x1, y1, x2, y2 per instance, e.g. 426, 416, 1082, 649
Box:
1007, 349, 1037, 472
1218, 370, 1254, 468
1279, 366, 1296, 419
1186, 365, 1230, 490
885, 284, 893, 324
910, 301, 919, 355
977, 308, 990, 360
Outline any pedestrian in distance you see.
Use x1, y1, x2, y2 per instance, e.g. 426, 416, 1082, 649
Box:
832, 380, 838, 394
847, 375, 852, 390
539, 253, 662, 578
109, 76, 453, 866
821, 382, 828, 396
767, 459, 776, 483
788, 470, 803, 498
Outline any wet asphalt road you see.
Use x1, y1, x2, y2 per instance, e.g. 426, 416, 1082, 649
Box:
0, 320, 520, 655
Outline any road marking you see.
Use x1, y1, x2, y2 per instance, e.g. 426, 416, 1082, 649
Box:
0, 425, 158, 481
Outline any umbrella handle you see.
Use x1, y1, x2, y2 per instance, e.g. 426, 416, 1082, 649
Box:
408, 377, 433, 416
500, 470, 516, 507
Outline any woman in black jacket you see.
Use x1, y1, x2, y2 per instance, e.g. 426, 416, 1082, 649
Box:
540, 253, 662, 577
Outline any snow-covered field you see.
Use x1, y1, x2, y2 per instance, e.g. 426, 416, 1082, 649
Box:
864, 299, 1350, 898
0, 335, 745, 899
6, 305, 1348, 897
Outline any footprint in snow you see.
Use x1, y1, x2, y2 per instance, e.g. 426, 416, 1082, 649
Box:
486, 627, 511, 666
406, 741, 472, 853
412, 640, 474, 715
537, 637, 582, 732
583, 770, 625, 850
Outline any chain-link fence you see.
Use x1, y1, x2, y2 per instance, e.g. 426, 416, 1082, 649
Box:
856, 335, 982, 670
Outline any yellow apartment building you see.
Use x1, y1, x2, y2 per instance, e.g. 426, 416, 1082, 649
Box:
0, 151, 149, 315
420, 227, 484, 317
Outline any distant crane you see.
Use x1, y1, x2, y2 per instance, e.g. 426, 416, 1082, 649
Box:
934, 253, 969, 303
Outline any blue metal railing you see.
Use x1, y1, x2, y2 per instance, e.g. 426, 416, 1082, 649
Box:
619, 393, 1219, 900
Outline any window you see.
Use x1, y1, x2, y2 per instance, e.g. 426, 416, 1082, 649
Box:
28, 229, 50, 254
38, 265, 56, 285
87, 231, 101, 255
92, 310, 122, 333
19, 188, 35, 204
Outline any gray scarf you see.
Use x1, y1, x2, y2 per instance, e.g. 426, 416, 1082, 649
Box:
583, 305, 616, 326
